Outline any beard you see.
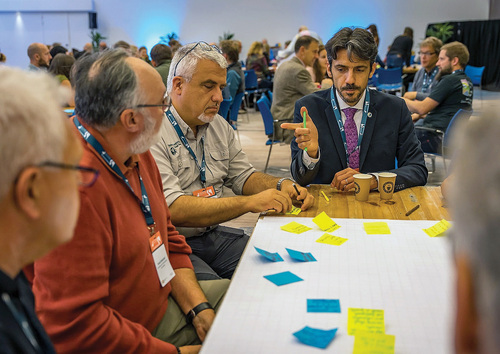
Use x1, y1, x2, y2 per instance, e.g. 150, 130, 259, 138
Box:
339, 84, 363, 105
436, 65, 452, 81
198, 112, 216, 124
130, 111, 161, 154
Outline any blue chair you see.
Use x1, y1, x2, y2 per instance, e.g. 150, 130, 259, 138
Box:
244, 69, 268, 113
257, 96, 279, 173
259, 94, 271, 109
376, 67, 403, 96
465, 65, 485, 105
218, 97, 232, 121
228, 91, 245, 140
414, 109, 473, 173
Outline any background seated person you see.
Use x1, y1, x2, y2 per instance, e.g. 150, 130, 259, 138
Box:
403, 41, 473, 153
282, 27, 427, 192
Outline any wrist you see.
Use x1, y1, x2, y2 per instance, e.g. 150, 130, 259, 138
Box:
186, 302, 213, 324
276, 177, 294, 191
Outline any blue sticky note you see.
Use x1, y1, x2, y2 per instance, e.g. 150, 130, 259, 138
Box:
286, 248, 317, 262
293, 326, 338, 349
254, 246, 284, 262
307, 299, 341, 313
263, 271, 303, 286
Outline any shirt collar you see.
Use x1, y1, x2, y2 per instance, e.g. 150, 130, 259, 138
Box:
335, 89, 367, 112
168, 105, 208, 140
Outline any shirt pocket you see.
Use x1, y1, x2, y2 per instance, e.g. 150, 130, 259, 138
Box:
207, 148, 230, 183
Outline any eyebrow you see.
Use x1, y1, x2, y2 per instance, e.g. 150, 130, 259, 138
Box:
334, 64, 369, 69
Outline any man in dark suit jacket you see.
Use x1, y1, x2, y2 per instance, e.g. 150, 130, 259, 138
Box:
282, 27, 427, 192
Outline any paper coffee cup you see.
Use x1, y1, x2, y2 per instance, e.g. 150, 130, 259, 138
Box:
353, 173, 372, 202
379, 172, 397, 200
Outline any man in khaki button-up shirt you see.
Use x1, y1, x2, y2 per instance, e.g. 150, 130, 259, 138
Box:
151, 42, 314, 281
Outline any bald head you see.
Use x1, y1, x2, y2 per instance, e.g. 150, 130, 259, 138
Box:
27, 43, 51, 68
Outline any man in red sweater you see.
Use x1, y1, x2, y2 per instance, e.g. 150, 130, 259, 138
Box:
28, 49, 228, 354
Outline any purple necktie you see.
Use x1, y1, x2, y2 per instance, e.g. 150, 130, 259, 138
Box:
342, 107, 359, 169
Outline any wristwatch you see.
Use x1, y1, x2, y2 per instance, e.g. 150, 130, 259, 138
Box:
276, 177, 294, 191
186, 302, 213, 324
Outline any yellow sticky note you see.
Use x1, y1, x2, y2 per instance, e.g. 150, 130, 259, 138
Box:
423, 219, 451, 237
316, 233, 348, 246
286, 205, 302, 215
280, 221, 312, 234
348, 308, 385, 335
363, 222, 391, 235
353, 332, 395, 354
312, 212, 340, 232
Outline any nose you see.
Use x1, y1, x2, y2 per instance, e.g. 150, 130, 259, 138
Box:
345, 69, 355, 84
213, 87, 223, 104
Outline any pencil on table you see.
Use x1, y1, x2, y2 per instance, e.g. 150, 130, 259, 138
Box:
321, 190, 329, 202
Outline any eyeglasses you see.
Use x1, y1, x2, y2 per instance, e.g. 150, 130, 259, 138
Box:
37, 161, 100, 187
173, 41, 222, 77
134, 93, 170, 113
418, 51, 436, 57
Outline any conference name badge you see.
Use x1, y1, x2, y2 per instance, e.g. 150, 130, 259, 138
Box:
149, 232, 175, 287
193, 186, 216, 198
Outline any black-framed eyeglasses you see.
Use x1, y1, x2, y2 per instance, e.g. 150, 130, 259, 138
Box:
173, 41, 222, 77
37, 161, 100, 187
418, 51, 436, 56
133, 92, 170, 113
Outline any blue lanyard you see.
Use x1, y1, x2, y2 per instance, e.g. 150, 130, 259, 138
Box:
452, 69, 464, 74
330, 87, 371, 167
2, 293, 41, 352
165, 109, 207, 186
422, 66, 438, 93
73, 117, 155, 230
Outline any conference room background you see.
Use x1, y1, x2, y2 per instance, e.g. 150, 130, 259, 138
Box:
0, 0, 490, 70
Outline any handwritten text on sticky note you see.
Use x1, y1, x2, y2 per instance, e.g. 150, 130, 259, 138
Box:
312, 212, 340, 232
307, 299, 341, 313
280, 221, 312, 234
348, 308, 385, 335
316, 233, 348, 246
353, 332, 395, 354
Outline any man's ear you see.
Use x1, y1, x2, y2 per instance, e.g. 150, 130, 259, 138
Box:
369, 62, 377, 78
14, 168, 42, 219
326, 61, 333, 78
454, 254, 479, 354
172, 76, 183, 94
120, 108, 141, 133
451, 56, 460, 67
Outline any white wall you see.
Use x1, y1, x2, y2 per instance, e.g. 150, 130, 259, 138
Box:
0, 0, 490, 68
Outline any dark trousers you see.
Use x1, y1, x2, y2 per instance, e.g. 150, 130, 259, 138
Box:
186, 225, 249, 280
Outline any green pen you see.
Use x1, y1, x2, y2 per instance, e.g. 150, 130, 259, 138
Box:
303, 111, 307, 152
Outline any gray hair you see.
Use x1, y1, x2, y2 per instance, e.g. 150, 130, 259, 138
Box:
325, 27, 378, 66
72, 49, 141, 129
450, 109, 500, 352
0, 67, 68, 200
166, 42, 227, 94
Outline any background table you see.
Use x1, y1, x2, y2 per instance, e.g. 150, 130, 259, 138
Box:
201, 217, 454, 353
284, 185, 448, 220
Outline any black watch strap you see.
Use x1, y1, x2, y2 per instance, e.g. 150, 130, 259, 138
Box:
186, 302, 213, 324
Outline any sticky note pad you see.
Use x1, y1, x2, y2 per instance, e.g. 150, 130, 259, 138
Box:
353, 332, 395, 354
423, 219, 451, 237
286, 205, 302, 215
312, 212, 340, 232
363, 222, 391, 235
307, 299, 341, 313
280, 221, 312, 234
254, 247, 284, 262
316, 233, 348, 246
293, 326, 338, 349
264, 271, 303, 286
286, 248, 317, 262
348, 308, 385, 335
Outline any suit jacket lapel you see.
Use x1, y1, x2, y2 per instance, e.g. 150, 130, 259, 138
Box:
359, 96, 377, 169
325, 103, 348, 169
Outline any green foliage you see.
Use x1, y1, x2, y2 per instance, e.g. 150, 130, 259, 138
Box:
89, 30, 107, 52
426, 23, 454, 43
160, 32, 178, 45
218, 31, 235, 42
